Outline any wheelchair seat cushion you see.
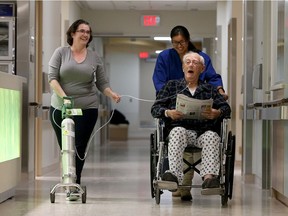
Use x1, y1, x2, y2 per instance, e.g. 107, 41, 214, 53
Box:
184, 146, 202, 153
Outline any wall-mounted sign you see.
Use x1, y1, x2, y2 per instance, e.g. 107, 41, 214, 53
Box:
141, 15, 160, 27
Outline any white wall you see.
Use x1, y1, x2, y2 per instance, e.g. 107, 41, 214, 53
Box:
251, 2, 263, 182
61, 1, 81, 46
139, 59, 156, 127
105, 47, 140, 133
216, 1, 243, 162
216, 1, 229, 92
42, 1, 61, 107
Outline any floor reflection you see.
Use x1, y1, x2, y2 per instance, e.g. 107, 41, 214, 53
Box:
0, 132, 287, 216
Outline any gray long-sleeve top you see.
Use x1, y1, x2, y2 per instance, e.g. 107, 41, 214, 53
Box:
48, 46, 110, 110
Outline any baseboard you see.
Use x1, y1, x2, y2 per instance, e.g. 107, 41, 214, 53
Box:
0, 187, 15, 204
40, 163, 60, 176
272, 188, 288, 207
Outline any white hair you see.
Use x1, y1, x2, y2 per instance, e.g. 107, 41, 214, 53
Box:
183, 51, 205, 65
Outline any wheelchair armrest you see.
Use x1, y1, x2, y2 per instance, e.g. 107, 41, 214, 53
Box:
154, 118, 166, 143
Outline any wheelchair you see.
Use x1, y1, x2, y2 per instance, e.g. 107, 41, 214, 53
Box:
150, 118, 236, 206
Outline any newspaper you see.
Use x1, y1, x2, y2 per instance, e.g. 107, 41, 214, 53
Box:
176, 94, 213, 119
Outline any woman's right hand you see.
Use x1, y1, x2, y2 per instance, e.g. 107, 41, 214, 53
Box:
49, 79, 67, 100
63, 98, 71, 105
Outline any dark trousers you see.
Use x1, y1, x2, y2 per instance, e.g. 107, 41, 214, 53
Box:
49, 107, 98, 184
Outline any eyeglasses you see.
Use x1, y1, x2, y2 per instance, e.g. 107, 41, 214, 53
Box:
184, 59, 202, 66
172, 40, 187, 47
76, 29, 91, 35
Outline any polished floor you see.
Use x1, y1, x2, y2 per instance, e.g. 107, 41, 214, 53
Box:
0, 130, 288, 216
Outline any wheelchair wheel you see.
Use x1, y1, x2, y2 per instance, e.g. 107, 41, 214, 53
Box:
222, 131, 236, 205
150, 131, 158, 198
221, 194, 228, 206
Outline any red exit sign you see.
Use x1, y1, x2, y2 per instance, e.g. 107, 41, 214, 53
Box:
142, 15, 160, 26
139, 52, 149, 59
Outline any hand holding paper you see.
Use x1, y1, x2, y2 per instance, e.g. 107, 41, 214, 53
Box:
201, 107, 222, 120
176, 94, 213, 119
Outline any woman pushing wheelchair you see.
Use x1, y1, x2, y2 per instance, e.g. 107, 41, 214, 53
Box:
151, 51, 231, 190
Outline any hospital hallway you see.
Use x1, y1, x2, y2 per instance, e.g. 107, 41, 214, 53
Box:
0, 130, 288, 216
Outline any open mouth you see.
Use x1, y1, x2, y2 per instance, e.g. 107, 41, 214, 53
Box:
187, 69, 194, 74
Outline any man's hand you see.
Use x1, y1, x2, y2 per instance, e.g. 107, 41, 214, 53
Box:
165, 109, 184, 120
201, 108, 221, 120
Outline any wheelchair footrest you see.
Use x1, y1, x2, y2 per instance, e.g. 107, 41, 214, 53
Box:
156, 180, 178, 191
201, 187, 224, 195
178, 185, 192, 190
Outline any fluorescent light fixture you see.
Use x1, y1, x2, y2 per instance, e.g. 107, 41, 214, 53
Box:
155, 50, 163, 54
153, 37, 170, 41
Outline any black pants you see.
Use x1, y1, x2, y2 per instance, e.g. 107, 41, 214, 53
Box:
49, 107, 98, 184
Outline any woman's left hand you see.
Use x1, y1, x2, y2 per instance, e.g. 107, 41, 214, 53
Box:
103, 88, 121, 103
111, 92, 121, 103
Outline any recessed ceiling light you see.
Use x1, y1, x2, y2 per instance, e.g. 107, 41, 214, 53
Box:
154, 37, 170, 41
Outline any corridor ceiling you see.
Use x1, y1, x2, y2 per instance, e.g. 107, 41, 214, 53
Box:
75, 1, 217, 11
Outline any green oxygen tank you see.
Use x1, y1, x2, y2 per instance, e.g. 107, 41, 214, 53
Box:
61, 96, 76, 184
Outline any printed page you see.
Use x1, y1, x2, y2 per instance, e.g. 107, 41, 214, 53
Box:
176, 94, 213, 119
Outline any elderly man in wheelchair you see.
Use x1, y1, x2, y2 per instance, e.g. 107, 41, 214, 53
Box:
150, 51, 232, 204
